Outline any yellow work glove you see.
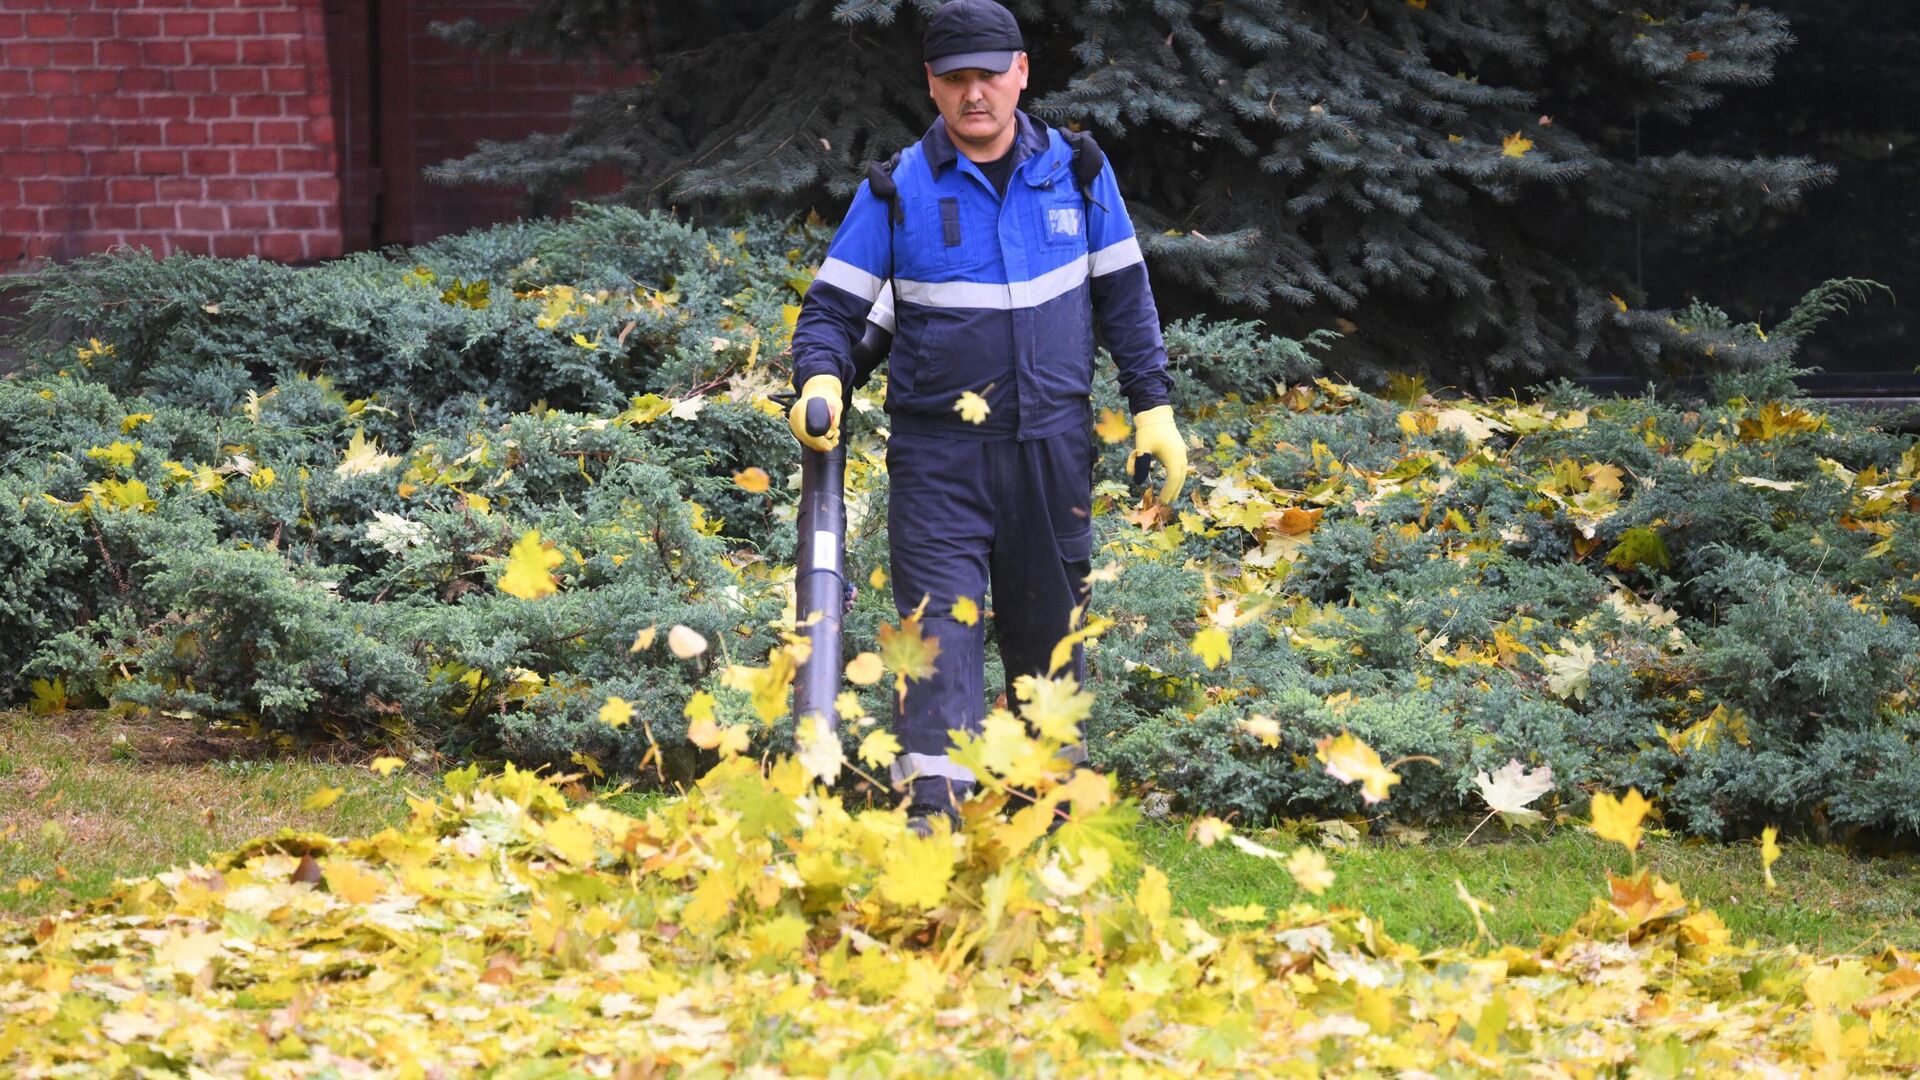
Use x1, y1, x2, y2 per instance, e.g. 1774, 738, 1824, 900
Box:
787, 374, 844, 452
1127, 404, 1187, 506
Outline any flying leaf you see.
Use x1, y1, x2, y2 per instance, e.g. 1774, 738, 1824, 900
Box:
1190, 817, 1233, 847
877, 615, 941, 699
498, 530, 565, 600
668, 625, 709, 659
868, 567, 887, 589
1455, 878, 1496, 939
1191, 627, 1231, 670
1286, 846, 1335, 896
732, 467, 771, 494
1590, 789, 1652, 852
1760, 825, 1781, 890
1472, 759, 1554, 825
599, 697, 633, 729
1736, 476, 1800, 491
630, 625, 657, 652
858, 729, 901, 769
845, 652, 884, 686
877, 833, 955, 907
302, 786, 343, 811
951, 596, 980, 626
1094, 408, 1132, 444
953, 391, 991, 425
1237, 714, 1281, 749
368, 757, 405, 777
1316, 731, 1401, 804
794, 713, 843, 785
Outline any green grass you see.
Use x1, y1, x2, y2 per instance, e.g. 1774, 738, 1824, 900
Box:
6, 710, 1919, 954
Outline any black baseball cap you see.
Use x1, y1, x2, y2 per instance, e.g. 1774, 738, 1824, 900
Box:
924, 0, 1025, 76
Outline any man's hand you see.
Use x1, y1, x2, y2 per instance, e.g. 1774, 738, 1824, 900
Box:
788, 374, 844, 452
1127, 404, 1187, 506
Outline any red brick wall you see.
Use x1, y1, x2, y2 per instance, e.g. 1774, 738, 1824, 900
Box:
0, 0, 343, 270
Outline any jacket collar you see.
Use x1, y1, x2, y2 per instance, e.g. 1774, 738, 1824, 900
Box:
921, 109, 1053, 179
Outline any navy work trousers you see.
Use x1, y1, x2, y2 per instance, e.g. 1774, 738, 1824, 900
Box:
884, 426, 1095, 807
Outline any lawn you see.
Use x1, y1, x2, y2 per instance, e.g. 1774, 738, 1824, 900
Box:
6, 708, 1917, 955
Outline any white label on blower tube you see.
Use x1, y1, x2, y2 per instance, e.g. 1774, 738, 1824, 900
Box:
812, 531, 838, 572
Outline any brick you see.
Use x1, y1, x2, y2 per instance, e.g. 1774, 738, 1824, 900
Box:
135, 149, 185, 174
239, 39, 286, 65
113, 13, 161, 38
114, 122, 165, 147
262, 9, 305, 33
24, 124, 65, 149
137, 205, 177, 230
119, 69, 168, 93
307, 114, 335, 144
168, 69, 213, 94
142, 96, 193, 120
300, 175, 339, 202
274, 204, 320, 229
21, 179, 64, 204
107, 177, 157, 202
69, 12, 113, 36
31, 71, 74, 95
184, 148, 231, 174
43, 151, 86, 176
4, 96, 46, 121
89, 150, 136, 174
0, 236, 25, 264
233, 94, 284, 118
227, 204, 270, 229
211, 10, 259, 34
230, 147, 277, 172
255, 120, 301, 144
279, 147, 327, 171
1, 207, 42, 233
0, 16, 19, 42
163, 120, 211, 147
0, 123, 20, 150
23, 12, 67, 34
212, 234, 253, 258
52, 42, 95, 66
171, 234, 213, 255
95, 97, 141, 121
159, 12, 208, 35
43, 206, 92, 232
0, 70, 26, 93
74, 71, 121, 95
120, 234, 168, 255
178, 204, 226, 230
264, 67, 309, 93
204, 177, 252, 200
156, 176, 205, 200
142, 40, 188, 66
94, 206, 140, 230
214, 68, 266, 93
5, 42, 53, 67
68, 122, 113, 147
48, 96, 96, 120
259, 232, 307, 262
191, 95, 234, 119
255, 177, 300, 200
187, 39, 237, 65
209, 120, 254, 143
307, 231, 343, 260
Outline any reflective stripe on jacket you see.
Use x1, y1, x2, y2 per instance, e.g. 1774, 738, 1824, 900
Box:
790, 110, 1172, 441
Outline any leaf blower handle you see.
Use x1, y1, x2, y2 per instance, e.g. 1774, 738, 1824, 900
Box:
806, 397, 832, 439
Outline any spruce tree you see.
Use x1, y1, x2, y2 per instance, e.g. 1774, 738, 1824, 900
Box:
430, 1, 1833, 389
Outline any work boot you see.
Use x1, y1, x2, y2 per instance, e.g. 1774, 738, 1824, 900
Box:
904, 776, 974, 838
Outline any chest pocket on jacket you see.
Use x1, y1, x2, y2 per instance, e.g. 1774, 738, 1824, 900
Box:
1037, 192, 1087, 250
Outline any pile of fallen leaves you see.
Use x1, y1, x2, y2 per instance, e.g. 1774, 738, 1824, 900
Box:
6, 708, 1920, 1076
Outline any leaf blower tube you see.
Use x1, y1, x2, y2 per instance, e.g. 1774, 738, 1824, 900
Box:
782, 316, 893, 735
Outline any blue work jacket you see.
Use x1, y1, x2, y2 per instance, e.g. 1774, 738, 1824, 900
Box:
790, 110, 1172, 441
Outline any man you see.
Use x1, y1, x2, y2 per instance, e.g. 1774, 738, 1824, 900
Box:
787, 0, 1186, 833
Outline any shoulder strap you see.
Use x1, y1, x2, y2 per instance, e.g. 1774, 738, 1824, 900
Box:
866, 151, 906, 225
1057, 127, 1108, 213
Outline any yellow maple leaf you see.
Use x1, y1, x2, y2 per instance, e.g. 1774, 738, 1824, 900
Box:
732, 467, 771, 494
687, 716, 722, 750
877, 833, 956, 908
1287, 846, 1335, 895
844, 652, 884, 686
715, 724, 752, 757
951, 596, 980, 626
630, 625, 656, 652
877, 615, 941, 697
1760, 825, 1781, 890
498, 530, 565, 600
1502, 131, 1534, 158
541, 814, 597, 867
336, 428, 399, 477
868, 566, 888, 589
1590, 788, 1652, 852
368, 756, 405, 777
1316, 731, 1401, 804
322, 859, 385, 904
1191, 626, 1231, 670
858, 729, 901, 769
599, 696, 633, 729
302, 785, 343, 811
1094, 408, 1132, 444
684, 691, 717, 724
953, 390, 991, 424
1191, 816, 1233, 847
1237, 714, 1281, 748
